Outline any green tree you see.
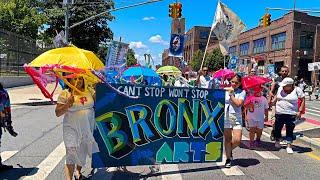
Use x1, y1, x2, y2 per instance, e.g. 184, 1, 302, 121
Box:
126, 48, 137, 67
205, 48, 224, 71
0, 0, 46, 39
190, 50, 204, 72
41, 0, 115, 53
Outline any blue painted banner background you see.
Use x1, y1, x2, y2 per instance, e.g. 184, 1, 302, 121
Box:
92, 84, 225, 167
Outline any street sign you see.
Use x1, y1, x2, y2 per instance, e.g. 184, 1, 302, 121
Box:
93, 84, 225, 167
169, 34, 184, 57
228, 55, 238, 70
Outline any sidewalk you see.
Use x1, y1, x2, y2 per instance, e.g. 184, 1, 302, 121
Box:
8, 83, 62, 106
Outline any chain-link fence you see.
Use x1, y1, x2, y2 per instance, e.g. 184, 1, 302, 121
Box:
0, 28, 51, 76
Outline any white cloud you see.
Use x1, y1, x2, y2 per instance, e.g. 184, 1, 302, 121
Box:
142, 16, 156, 21
149, 35, 169, 45
129, 41, 147, 49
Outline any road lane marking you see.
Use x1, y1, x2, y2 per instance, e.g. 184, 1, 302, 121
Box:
1, 150, 18, 162
160, 164, 183, 180
306, 152, 320, 161
242, 136, 280, 160
24, 142, 66, 180
217, 156, 244, 176
305, 111, 320, 117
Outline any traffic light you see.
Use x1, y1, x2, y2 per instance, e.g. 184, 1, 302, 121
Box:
263, 13, 271, 27
176, 3, 182, 18
169, 3, 176, 18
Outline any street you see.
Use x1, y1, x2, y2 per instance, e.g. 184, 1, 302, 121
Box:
1, 85, 320, 180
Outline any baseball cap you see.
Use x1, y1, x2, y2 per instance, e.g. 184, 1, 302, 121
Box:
279, 77, 294, 87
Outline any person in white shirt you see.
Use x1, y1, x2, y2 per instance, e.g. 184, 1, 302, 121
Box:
196, 67, 210, 88
224, 74, 246, 168
245, 86, 269, 149
273, 77, 305, 154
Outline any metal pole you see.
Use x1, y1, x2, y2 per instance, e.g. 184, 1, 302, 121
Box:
223, 55, 226, 68
65, 2, 69, 43
200, 27, 213, 70
70, 0, 163, 29
293, 0, 296, 11
313, 25, 318, 85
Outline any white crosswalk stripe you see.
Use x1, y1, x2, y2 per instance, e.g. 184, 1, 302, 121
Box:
1, 150, 18, 162
242, 136, 280, 160
23, 142, 66, 180
216, 156, 245, 176
160, 164, 183, 180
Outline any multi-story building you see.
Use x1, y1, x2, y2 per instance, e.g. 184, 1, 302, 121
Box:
184, 26, 218, 64
229, 11, 320, 82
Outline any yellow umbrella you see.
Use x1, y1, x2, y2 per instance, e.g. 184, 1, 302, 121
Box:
156, 66, 181, 76
29, 45, 104, 70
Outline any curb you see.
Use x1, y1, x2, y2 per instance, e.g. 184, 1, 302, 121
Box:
263, 127, 320, 150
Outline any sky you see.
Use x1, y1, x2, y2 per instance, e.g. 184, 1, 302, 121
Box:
109, 0, 320, 66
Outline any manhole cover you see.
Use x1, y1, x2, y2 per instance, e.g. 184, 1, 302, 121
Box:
300, 128, 320, 138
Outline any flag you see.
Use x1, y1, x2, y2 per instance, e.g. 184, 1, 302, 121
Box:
211, 1, 246, 56
169, 34, 184, 57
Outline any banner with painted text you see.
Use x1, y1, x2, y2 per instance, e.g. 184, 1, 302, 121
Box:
92, 84, 225, 167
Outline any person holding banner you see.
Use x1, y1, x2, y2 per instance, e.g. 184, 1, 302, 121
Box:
55, 77, 99, 180
224, 74, 246, 168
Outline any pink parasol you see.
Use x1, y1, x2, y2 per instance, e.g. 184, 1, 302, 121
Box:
241, 75, 272, 90
213, 69, 236, 79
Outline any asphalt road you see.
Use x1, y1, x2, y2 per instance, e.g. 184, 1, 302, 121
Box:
1, 102, 320, 180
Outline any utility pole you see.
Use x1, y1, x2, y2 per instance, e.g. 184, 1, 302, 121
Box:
65, 1, 70, 43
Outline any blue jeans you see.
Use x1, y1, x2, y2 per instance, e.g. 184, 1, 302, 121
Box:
274, 114, 296, 144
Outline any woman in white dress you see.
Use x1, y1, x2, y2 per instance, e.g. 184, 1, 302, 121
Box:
55, 77, 98, 180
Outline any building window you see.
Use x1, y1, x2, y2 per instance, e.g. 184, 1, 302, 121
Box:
253, 38, 266, 54
229, 46, 237, 56
200, 31, 209, 39
272, 32, 286, 50
300, 31, 314, 49
240, 42, 249, 55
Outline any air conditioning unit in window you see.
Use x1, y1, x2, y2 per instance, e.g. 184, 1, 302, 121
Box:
304, 50, 308, 56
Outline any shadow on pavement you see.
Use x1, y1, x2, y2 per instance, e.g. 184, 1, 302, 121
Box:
141, 165, 221, 179
12, 101, 56, 106
292, 144, 313, 154
0, 167, 38, 179
232, 158, 260, 167
240, 140, 280, 151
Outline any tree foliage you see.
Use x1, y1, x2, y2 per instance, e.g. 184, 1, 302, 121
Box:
190, 48, 224, 72
190, 50, 204, 72
41, 0, 115, 53
0, 0, 46, 39
126, 48, 137, 67
205, 48, 224, 71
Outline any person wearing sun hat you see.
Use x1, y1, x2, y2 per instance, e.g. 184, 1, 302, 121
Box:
272, 77, 305, 154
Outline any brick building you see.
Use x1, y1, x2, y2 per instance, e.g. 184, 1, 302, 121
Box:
184, 26, 218, 64
228, 11, 320, 82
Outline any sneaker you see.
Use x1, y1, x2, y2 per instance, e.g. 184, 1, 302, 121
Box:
275, 141, 281, 148
249, 141, 255, 149
106, 167, 118, 172
225, 159, 232, 168
286, 147, 294, 154
255, 139, 261, 147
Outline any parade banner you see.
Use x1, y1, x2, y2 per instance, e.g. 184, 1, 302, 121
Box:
228, 55, 238, 70
92, 84, 225, 167
105, 40, 129, 67
169, 34, 184, 57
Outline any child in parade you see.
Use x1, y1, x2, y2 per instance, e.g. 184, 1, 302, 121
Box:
245, 86, 269, 149
0, 82, 18, 171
